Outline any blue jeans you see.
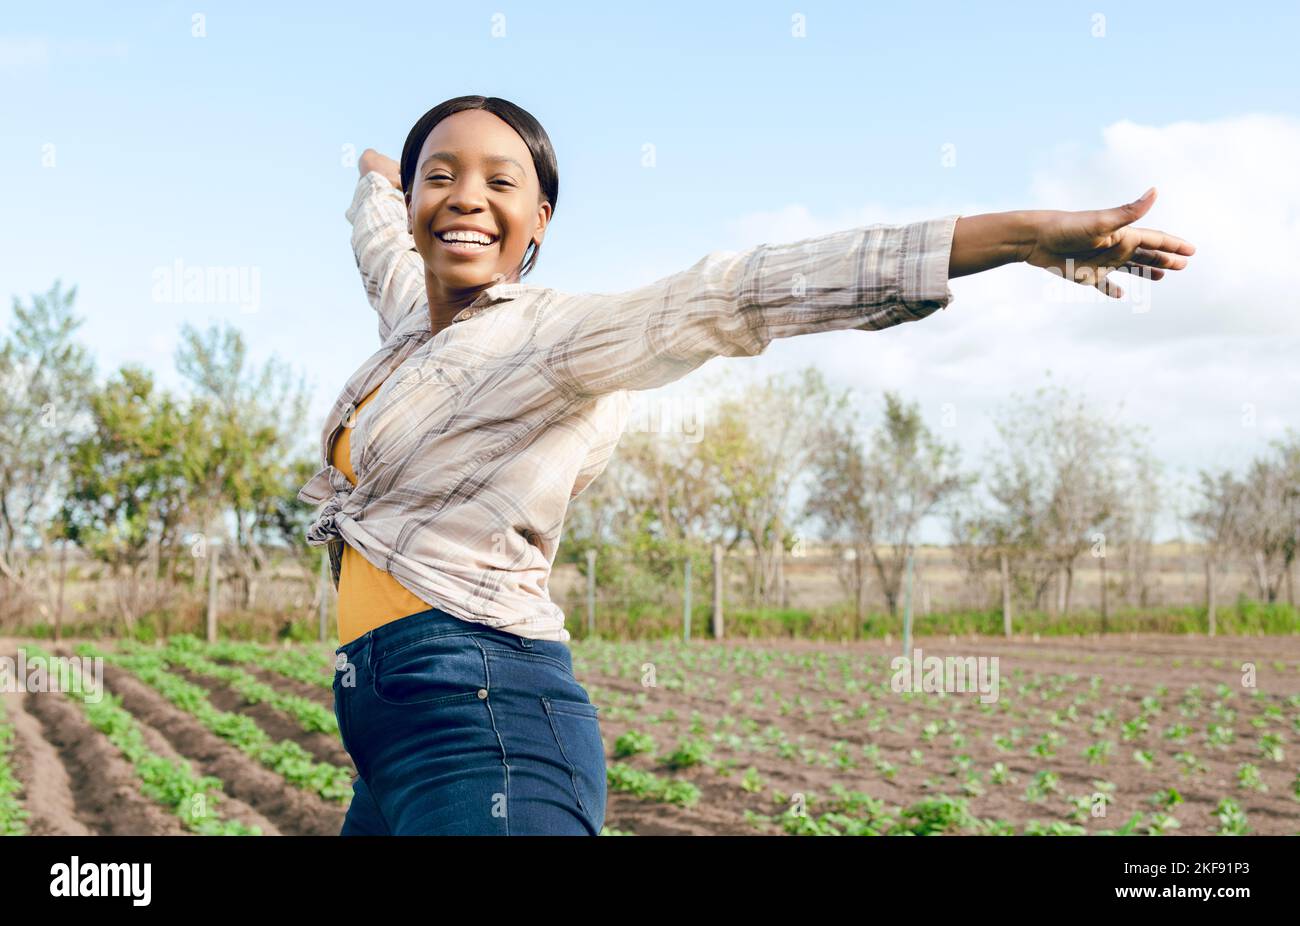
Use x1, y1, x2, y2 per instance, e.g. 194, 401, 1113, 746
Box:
332, 606, 606, 835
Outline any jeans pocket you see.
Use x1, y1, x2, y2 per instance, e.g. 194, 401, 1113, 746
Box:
371, 633, 488, 707
541, 697, 607, 835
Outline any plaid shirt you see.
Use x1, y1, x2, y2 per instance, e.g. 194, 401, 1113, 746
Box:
299, 170, 959, 641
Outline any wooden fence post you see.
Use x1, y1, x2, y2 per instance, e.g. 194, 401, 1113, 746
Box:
586, 548, 597, 638
206, 543, 220, 643
55, 538, 68, 644
683, 557, 692, 643
902, 548, 914, 658
712, 543, 724, 640
1206, 558, 1217, 638
1099, 548, 1108, 631
771, 533, 783, 608
1001, 550, 1012, 638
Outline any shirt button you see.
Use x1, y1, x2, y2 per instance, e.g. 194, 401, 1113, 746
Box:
477, 688, 488, 699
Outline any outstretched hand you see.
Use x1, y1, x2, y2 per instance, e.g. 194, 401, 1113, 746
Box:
1022, 188, 1196, 299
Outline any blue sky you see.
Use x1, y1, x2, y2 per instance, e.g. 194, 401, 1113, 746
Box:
4, 1, 1298, 540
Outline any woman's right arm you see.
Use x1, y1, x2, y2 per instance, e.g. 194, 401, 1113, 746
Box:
347, 149, 425, 341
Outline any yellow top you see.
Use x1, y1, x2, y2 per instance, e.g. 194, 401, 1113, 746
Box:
331, 384, 430, 644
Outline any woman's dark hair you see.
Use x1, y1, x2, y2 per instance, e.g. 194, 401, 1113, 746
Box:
400, 96, 558, 280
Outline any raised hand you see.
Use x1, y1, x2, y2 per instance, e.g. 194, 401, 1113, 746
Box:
359, 148, 402, 191
1022, 188, 1196, 299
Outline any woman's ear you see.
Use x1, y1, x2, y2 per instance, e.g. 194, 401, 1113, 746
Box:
405, 191, 413, 235
533, 201, 552, 246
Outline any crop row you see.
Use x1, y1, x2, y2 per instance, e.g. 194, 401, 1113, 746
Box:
76, 642, 351, 803
202, 640, 333, 691
119, 637, 337, 735
0, 699, 29, 835
24, 643, 258, 835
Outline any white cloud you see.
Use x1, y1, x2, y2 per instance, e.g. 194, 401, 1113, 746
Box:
1027, 114, 1300, 342
682, 114, 1300, 540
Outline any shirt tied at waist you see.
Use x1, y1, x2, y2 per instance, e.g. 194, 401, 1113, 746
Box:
298, 464, 354, 546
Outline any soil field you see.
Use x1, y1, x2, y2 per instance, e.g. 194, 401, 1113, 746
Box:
2, 633, 1297, 836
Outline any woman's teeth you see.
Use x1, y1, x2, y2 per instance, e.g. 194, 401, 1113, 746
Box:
437, 231, 496, 246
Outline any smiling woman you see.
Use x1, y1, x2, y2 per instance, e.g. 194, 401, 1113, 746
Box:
398, 99, 558, 335
306, 94, 1195, 837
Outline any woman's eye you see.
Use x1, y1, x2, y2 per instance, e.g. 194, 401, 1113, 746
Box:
426, 174, 513, 187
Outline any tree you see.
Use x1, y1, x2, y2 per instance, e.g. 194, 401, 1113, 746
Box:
982, 383, 1134, 620
558, 428, 689, 618
806, 390, 969, 623
862, 392, 968, 618
698, 367, 847, 608
1232, 434, 1300, 604
559, 366, 848, 620
1110, 447, 1163, 609
1186, 466, 1247, 635
0, 280, 94, 623
60, 367, 201, 629
946, 491, 1010, 614
175, 322, 315, 609
1278, 434, 1300, 606
804, 413, 876, 633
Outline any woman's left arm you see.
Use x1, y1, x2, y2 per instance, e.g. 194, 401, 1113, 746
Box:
536, 188, 1193, 399
536, 214, 961, 399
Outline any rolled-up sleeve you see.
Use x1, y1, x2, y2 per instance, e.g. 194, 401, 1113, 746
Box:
539, 214, 960, 397
346, 171, 426, 341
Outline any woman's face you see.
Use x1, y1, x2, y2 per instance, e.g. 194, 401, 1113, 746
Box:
405, 109, 550, 293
